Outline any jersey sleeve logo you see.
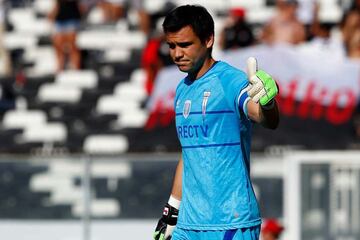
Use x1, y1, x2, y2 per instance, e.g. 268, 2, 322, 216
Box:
183, 100, 191, 119
202, 91, 211, 118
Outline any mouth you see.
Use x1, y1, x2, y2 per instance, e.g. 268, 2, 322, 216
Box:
175, 61, 189, 66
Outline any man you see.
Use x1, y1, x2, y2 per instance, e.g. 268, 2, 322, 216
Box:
153, 5, 279, 240
261, 0, 306, 45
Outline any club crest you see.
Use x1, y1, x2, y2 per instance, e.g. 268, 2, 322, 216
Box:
183, 100, 191, 118
202, 91, 211, 116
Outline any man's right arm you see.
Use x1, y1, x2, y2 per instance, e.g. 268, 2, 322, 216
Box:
170, 156, 183, 201
153, 156, 182, 240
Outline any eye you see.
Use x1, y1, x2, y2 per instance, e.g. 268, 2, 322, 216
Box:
167, 43, 176, 49
178, 42, 192, 48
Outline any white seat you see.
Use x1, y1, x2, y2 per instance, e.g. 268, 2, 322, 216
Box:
3, 33, 37, 50
24, 47, 57, 76
8, 8, 52, 35
247, 7, 276, 24
129, 68, 146, 86
114, 82, 147, 101
96, 95, 141, 114
8, 8, 35, 27
228, 0, 265, 9
73, 199, 120, 217
3, 110, 47, 129
143, 0, 168, 14
22, 123, 67, 142
173, 0, 227, 12
77, 30, 146, 50
83, 134, 129, 154
56, 70, 98, 89
103, 48, 131, 62
38, 83, 82, 103
33, 0, 56, 15
115, 109, 148, 128
318, 1, 342, 22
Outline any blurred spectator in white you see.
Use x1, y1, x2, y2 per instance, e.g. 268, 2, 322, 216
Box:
306, 3, 359, 59
0, 0, 11, 76
48, 0, 85, 72
261, 218, 284, 240
261, 0, 306, 45
98, 0, 125, 23
219, 7, 255, 50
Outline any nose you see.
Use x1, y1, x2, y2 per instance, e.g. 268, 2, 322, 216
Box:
174, 47, 184, 61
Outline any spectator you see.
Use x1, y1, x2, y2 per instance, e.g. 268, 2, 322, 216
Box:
261, 218, 284, 240
219, 7, 255, 50
98, 0, 125, 23
261, 0, 306, 45
310, 1, 332, 41
48, 0, 84, 72
347, 28, 360, 59
341, 10, 360, 55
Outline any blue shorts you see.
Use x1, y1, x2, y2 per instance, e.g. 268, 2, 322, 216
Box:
172, 225, 261, 240
55, 20, 80, 33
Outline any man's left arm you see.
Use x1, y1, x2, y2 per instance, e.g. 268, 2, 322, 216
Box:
247, 99, 279, 129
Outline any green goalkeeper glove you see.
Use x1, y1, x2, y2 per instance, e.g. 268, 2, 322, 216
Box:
245, 57, 278, 106
153, 203, 179, 240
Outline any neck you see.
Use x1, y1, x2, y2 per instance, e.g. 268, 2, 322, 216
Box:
188, 56, 216, 80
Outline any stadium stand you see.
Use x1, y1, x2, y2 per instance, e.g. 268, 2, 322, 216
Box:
0, 0, 357, 155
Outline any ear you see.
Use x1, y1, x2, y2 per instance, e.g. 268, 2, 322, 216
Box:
205, 35, 214, 49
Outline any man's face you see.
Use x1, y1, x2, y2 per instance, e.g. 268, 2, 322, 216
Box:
165, 25, 213, 74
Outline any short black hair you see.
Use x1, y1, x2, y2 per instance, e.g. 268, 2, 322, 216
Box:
162, 5, 214, 44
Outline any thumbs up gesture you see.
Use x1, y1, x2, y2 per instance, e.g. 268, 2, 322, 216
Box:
245, 57, 278, 106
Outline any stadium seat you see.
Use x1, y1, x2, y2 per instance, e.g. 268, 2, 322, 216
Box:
96, 95, 141, 114
73, 199, 120, 217
38, 83, 82, 103
103, 48, 131, 62
318, 0, 343, 22
22, 122, 67, 142
83, 134, 129, 154
114, 109, 148, 128
3, 110, 47, 129
114, 83, 147, 101
8, 7, 52, 35
55, 70, 98, 89
33, 0, 55, 15
24, 47, 57, 76
77, 29, 146, 51
3, 32, 37, 50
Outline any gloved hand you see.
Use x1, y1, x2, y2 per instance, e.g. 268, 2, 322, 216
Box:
153, 203, 179, 240
245, 57, 278, 106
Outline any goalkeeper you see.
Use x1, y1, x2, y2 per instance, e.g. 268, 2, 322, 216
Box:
154, 5, 279, 240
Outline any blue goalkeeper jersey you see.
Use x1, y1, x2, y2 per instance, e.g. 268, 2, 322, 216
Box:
174, 61, 261, 230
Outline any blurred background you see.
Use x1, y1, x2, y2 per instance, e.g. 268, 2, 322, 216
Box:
0, 0, 359, 239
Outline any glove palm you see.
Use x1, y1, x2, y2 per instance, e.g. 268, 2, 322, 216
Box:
153, 203, 178, 240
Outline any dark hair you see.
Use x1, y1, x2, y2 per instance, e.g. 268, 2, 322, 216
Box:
162, 5, 214, 44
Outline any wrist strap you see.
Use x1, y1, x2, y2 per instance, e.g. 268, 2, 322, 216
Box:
168, 195, 181, 209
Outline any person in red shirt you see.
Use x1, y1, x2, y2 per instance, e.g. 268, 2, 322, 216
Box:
261, 219, 284, 240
